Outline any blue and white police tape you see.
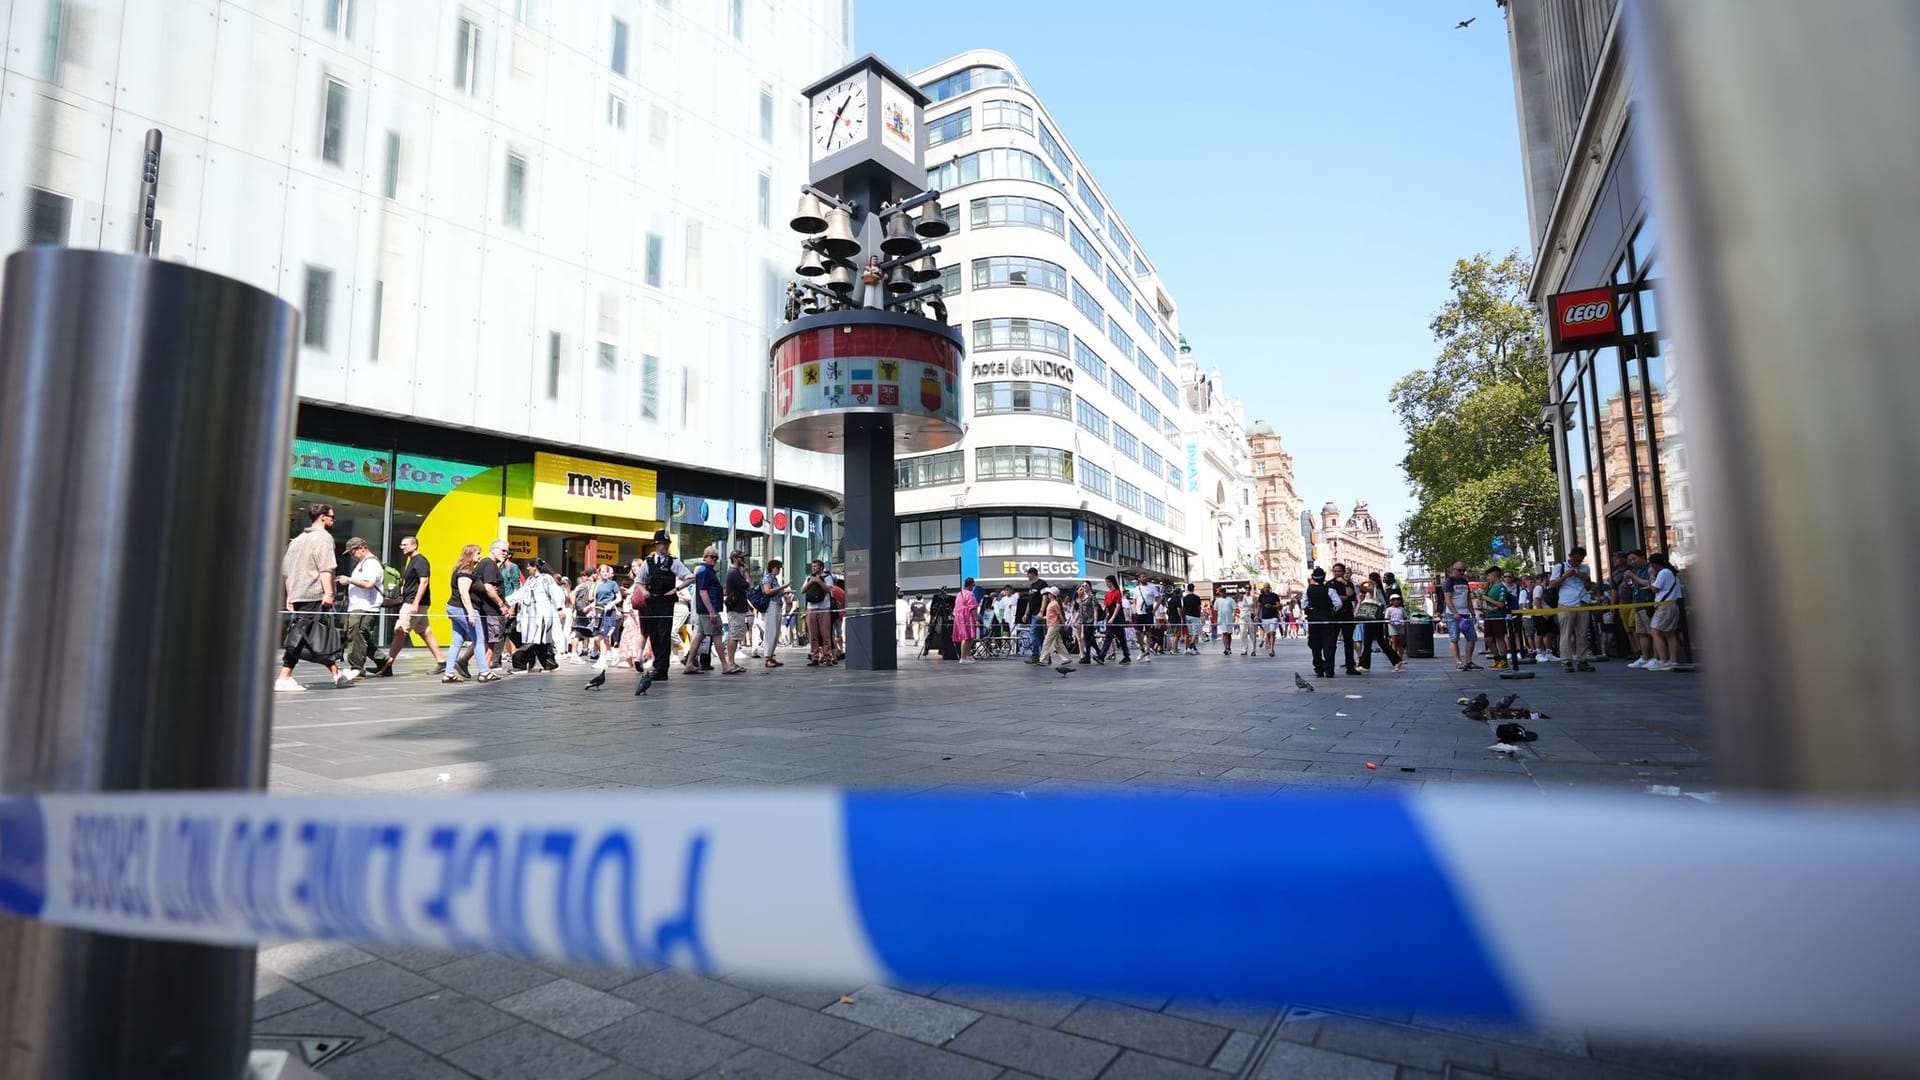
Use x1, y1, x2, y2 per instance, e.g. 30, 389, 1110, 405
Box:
2, 789, 1916, 1056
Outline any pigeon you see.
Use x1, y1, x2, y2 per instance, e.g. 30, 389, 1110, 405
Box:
585, 670, 606, 690
1294, 673, 1315, 692
634, 669, 653, 696
1494, 693, 1517, 712
1455, 17, 1476, 29
1461, 692, 1489, 714
1054, 665, 1075, 675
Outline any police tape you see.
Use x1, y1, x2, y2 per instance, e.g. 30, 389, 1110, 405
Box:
1, 788, 1916, 1054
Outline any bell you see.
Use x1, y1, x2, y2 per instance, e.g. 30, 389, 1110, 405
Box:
819, 207, 860, 260
790, 192, 828, 235
827, 262, 855, 295
910, 254, 940, 283
796, 247, 825, 277
885, 263, 914, 295
880, 211, 923, 257
915, 197, 950, 238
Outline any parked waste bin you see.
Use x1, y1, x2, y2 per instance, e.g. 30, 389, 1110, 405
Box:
1405, 618, 1435, 659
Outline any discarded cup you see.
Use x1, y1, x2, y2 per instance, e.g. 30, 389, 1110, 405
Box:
1306, 725, 1317, 731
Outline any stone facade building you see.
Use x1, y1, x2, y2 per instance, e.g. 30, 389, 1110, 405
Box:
1317, 501, 1391, 583
1246, 421, 1305, 594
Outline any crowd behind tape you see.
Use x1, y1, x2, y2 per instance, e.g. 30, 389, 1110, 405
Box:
2, 789, 1917, 1058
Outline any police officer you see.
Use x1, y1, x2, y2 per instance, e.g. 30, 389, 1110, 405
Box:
635, 530, 693, 682
1304, 567, 1340, 678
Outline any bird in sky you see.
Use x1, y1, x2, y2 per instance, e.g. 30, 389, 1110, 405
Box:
634, 669, 653, 696
585, 669, 606, 690
1294, 673, 1315, 692
1455, 17, 1476, 29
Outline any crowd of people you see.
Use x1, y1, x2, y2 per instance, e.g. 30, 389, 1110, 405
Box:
1428, 546, 1688, 674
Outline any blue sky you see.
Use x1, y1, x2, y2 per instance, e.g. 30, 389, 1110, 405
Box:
857, 0, 1531, 567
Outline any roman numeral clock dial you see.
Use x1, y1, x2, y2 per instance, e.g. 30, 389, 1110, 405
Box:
811, 78, 867, 159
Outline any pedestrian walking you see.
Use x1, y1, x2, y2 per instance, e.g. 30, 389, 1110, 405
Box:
378, 535, 443, 675
337, 536, 384, 676
1074, 582, 1102, 664
473, 541, 512, 673
1257, 585, 1281, 656
1214, 590, 1238, 656
637, 531, 694, 682
684, 545, 724, 677
1239, 591, 1260, 655
1018, 567, 1051, 664
953, 577, 980, 662
1386, 593, 1408, 662
443, 543, 499, 683
508, 559, 565, 671
1329, 565, 1360, 673
1355, 581, 1403, 673
1036, 587, 1073, 666
276, 502, 353, 691
908, 595, 927, 644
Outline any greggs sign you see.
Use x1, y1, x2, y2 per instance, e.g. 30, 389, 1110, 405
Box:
1548, 286, 1622, 353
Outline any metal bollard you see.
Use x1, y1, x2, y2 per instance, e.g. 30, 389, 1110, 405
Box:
0, 249, 299, 1078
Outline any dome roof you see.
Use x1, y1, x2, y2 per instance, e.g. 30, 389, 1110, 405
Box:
1247, 419, 1276, 437
1321, 501, 1340, 514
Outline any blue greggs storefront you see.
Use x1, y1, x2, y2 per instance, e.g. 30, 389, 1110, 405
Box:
896, 510, 1189, 594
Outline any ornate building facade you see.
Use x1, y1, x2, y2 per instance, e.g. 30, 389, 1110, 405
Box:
1246, 421, 1305, 594
1317, 501, 1391, 583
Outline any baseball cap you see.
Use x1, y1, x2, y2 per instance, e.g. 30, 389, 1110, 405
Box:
344, 536, 369, 551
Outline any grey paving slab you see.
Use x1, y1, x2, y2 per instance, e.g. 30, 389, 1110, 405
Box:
1250, 1039, 1398, 1079
820, 1030, 1001, 1080
942, 1015, 1119, 1080
612, 969, 759, 1023
1211, 1030, 1261, 1072
445, 1022, 618, 1080
824, 983, 983, 1044
251, 999, 390, 1050
583, 1010, 749, 1080
694, 1047, 838, 1079
1097, 1049, 1222, 1080
706, 996, 866, 1062
1057, 1002, 1228, 1065
1311, 1016, 1499, 1073
258, 939, 377, 980
368, 990, 521, 1054
932, 989, 1084, 1028
721, 974, 853, 1010
496, 978, 642, 1038
428, 953, 561, 1002
253, 970, 320, 1020
320, 1037, 475, 1080
303, 957, 442, 1014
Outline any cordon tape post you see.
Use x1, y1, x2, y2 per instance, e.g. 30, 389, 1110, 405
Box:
2, 787, 1916, 1057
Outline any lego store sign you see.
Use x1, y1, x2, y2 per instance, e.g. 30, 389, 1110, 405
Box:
1548, 286, 1622, 353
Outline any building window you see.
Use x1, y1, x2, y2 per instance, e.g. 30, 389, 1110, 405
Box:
1105, 266, 1131, 307
546, 331, 561, 399
1141, 446, 1164, 476
324, 0, 356, 39
926, 108, 971, 147
972, 255, 1065, 295
972, 317, 1068, 356
608, 93, 628, 129
1075, 175, 1104, 225
382, 131, 400, 197
302, 266, 332, 351
23, 187, 71, 246
610, 18, 629, 75
1073, 338, 1108, 383
730, 0, 745, 39
926, 148, 1059, 191
513, 0, 536, 25
978, 514, 1074, 557
597, 341, 617, 370
1109, 373, 1137, 411
645, 233, 664, 287
757, 172, 771, 228
1135, 252, 1151, 277
936, 264, 961, 295
1075, 397, 1110, 442
1106, 220, 1133, 266
980, 99, 1033, 132
1159, 331, 1176, 362
1079, 461, 1112, 499
1069, 222, 1101, 273
969, 195, 1063, 235
1036, 122, 1071, 177
975, 446, 1074, 483
1106, 317, 1135, 363
1071, 279, 1104, 328
899, 516, 962, 559
641, 353, 660, 418
920, 64, 1018, 104
1159, 373, 1179, 403
1140, 399, 1162, 431
1144, 494, 1166, 525
1115, 479, 1142, 512
940, 203, 961, 232
1134, 299, 1155, 339
504, 153, 527, 228
895, 451, 964, 491
369, 279, 384, 361
759, 85, 775, 142
974, 381, 1072, 419
1113, 425, 1140, 464
321, 78, 348, 164
1085, 519, 1115, 561
453, 17, 480, 93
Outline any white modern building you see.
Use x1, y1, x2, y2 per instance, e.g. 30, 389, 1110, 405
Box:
892, 49, 1197, 592
2, 0, 851, 579
1176, 341, 1261, 583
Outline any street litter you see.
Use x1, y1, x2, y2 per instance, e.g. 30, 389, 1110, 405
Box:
1344, 694, 1363, 699
1365, 762, 1378, 770
1487, 742, 1523, 755
1306, 725, 1316, 731
1334, 711, 1347, 717
1648, 784, 1682, 796
1400, 767, 1417, 773
436, 773, 450, 783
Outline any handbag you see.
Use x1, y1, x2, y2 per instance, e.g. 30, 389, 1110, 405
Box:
286, 611, 344, 666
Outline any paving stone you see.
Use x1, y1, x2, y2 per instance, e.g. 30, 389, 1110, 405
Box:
429, 953, 561, 1002
546, 959, 661, 991
694, 1047, 837, 1079
1162, 996, 1277, 1034
446, 1022, 617, 1080
824, 983, 983, 1044
302, 958, 442, 1014
253, 970, 320, 1020
933, 988, 1084, 1028
497, 978, 641, 1038
1312, 1017, 1498, 1073
251, 999, 389, 1049
820, 1029, 1001, 1080
1490, 1046, 1645, 1080
369, 990, 522, 1053
1251, 1040, 1397, 1080
612, 969, 758, 1023
942, 1015, 1119, 1080
258, 940, 376, 981
1059, 1002, 1228, 1065
1211, 1030, 1260, 1072
583, 1010, 748, 1080
1097, 1049, 1222, 1080
320, 1037, 472, 1080
705, 996, 866, 1062
366, 942, 467, 972
584, 1066, 672, 1080
722, 973, 852, 1010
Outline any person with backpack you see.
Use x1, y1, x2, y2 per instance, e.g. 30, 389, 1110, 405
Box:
750, 558, 787, 668
338, 537, 384, 676
720, 550, 754, 675
1482, 567, 1514, 670
1354, 580, 1403, 673
801, 559, 835, 666
635, 530, 693, 683
1546, 546, 1596, 672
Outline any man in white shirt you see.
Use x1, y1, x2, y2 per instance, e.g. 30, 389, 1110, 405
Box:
1545, 546, 1595, 672
336, 537, 383, 677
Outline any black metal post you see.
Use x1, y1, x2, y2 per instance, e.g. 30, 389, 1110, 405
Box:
842, 412, 898, 670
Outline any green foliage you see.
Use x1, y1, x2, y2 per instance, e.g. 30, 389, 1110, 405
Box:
1392, 250, 1558, 570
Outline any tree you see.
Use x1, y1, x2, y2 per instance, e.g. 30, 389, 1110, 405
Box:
1391, 250, 1559, 570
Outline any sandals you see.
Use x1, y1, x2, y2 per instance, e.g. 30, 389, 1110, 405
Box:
764, 659, 783, 668
476, 671, 502, 682
441, 674, 462, 684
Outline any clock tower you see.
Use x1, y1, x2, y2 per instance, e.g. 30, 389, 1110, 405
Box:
802, 55, 929, 204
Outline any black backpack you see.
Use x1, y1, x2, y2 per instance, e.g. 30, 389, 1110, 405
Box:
645, 555, 678, 596
804, 578, 828, 604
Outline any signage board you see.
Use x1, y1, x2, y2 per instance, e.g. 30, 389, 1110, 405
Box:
532, 453, 658, 517
997, 557, 1083, 578
290, 439, 487, 496
970, 354, 1074, 384
508, 533, 537, 559
772, 322, 963, 444
594, 543, 621, 567
1548, 286, 1622, 352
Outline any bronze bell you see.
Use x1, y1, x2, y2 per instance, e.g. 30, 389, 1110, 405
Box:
880, 211, 923, 257
827, 261, 855, 295
915, 197, 950, 238
910, 254, 941, 283
885, 263, 914, 295
819, 207, 860, 260
797, 247, 825, 277
791, 192, 829, 235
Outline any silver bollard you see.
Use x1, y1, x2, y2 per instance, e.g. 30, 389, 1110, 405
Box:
0, 249, 299, 1078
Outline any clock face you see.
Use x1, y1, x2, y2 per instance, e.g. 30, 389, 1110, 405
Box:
811, 78, 867, 159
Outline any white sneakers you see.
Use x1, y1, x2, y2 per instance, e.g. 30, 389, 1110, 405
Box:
334, 670, 360, 688
274, 677, 307, 693
1628, 657, 1649, 668
1631, 657, 1677, 671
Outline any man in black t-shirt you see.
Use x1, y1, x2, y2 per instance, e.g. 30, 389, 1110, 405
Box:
1181, 586, 1203, 655
1329, 563, 1360, 673
1018, 567, 1049, 663
379, 536, 444, 675
474, 541, 510, 671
